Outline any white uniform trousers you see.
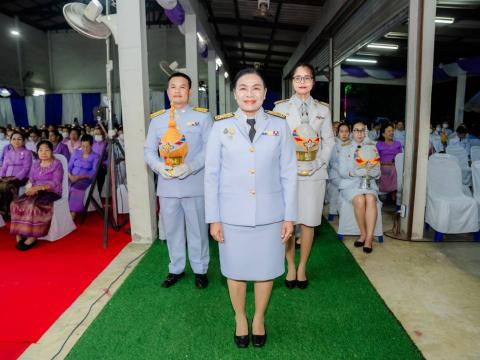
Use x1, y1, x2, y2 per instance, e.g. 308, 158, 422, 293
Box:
159, 196, 209, 275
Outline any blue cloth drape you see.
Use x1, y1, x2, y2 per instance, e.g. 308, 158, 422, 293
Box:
45, 94, 63, 126
82, 93, 101, 126
10, 97, 29, 127
264, 90, 279, 111
164, 92, 170, 110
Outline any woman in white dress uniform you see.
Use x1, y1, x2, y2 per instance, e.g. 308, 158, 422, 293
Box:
326, 123, 351, 216
205, 68, 297, 348
273, 63, 335, 289
338, 121, 380, 253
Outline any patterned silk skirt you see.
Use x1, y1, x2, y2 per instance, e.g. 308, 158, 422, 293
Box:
10, 191, 60, 237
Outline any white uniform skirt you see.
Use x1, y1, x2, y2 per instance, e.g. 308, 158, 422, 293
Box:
219, 222, 284, 281
297, 180, 326, 227
341, 188, 378, 202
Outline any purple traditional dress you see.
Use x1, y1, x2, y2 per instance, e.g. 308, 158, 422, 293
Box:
376, 140, 402, 193
10, 159, 63, 238
0, 146, 33, 217
68, 149, 100, 212
65, 139, 81, 155
53, 142, 71, 162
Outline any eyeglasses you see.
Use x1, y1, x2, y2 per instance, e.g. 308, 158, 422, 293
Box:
292, 76, 314, 83
352, 129, 365, 133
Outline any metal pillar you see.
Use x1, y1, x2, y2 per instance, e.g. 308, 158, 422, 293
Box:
117, 0, 157, 243
185, 13, 199, 106
207, 50, 217, 114
400, 0, 436, 240
333, 65, 341, 122
219, 69, 226, 114
454, 72, 467, 129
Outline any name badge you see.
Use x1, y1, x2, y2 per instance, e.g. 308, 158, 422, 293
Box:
262, 130, 280, 136
187, 121, 200, 127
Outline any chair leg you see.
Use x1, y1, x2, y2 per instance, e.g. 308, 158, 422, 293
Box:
338, 234, 344, 241
377, 236, 384, 243
327, 214, 334, 222
424, 223, 430, 231
434, 231, 443, 242
474, 232, 480, 242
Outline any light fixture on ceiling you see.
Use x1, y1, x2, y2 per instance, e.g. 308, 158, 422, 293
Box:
216, 57, 223, 70
435, 17, 455, 24
224, 72, 229, 79
32, 88, 46, 97
196, 32, 205, 43
385, 32, 408, 39
10, 29, 20, 37
346, 58, 378, 64
0, 88, 12, 97
367, 43, 399, 50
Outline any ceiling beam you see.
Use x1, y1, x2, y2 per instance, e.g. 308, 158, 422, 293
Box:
221, 35, 297, 47
228, 56, 286, 65
264, 0, 283, 69
270, 0, 326, 5
212, 17, 308, 32
225, 46, 290, 57
233, 0, 245, 65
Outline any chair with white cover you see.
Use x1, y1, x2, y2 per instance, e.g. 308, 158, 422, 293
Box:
0, 214, 5, 228
471, 161, 480, 231
326, 181, 340, 221
84, 183, 102, 212
446, 145, 472, 189
39, 154, 77, 241
471, 146, 480, 163
337, 195, 384, 242
425, 153, 479, 241
395, 152, 404, 208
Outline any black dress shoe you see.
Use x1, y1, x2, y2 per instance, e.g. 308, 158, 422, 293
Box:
363, 246, 373, 254
234, 333, 249, 348
296, 279, 309, 290
284, 279, 297, 289
194, 274, 209, 289
252, 329, 267, 348
354, 240, 365, 248
161, 272, 185, 288
16, 240, 36, 251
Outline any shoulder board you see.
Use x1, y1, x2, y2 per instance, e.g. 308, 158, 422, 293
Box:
265, 110, 286, 119
192, 107, 209, 113
314, 100, 329, 107
274, 99, 288, 105
150, 109, 166, 119
341, 140, 352, 147
214, 112, 235, 121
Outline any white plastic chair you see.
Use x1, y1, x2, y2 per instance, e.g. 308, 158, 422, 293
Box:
39, 155, 77, 241
425, 154, 479, 241
471, 146, 480, 162
116, 184, 129, 214
0, 214, 5, 228
337, 195, 384, 242
395, 152, 404, 207
326, 181, 340, 220
446, 145, 472, 188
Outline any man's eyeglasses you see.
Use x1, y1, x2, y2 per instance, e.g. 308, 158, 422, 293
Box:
292, 76, 314, 84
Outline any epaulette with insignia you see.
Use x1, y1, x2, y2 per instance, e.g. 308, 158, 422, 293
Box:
150, 109, 166, 119
192, 107, 209, 113
265, 110, 286, 119
274, 99, 288, 105
314, 99, 329, 107
214, 112, 235, 121
341, 140, 352, 147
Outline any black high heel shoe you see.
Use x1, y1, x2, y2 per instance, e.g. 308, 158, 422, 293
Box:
363, 245, 373, 254
284, 274, 297, 289
354, 240, 365, 248
234, 333, 249, 348
296, 279, 309, 289
252, 328, 267, 347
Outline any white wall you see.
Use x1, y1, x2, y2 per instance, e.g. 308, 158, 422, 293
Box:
0, 13, 50, 92
0, 17, 208, 95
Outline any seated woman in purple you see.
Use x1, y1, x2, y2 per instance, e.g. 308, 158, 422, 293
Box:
49, 129, 70, 162
68, 134, 100, 219
0, 131, 33, 218
10, 140, 63, 251
376, 124, 403, 199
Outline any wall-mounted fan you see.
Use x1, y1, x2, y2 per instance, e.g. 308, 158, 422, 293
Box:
159, 61, 187, 76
